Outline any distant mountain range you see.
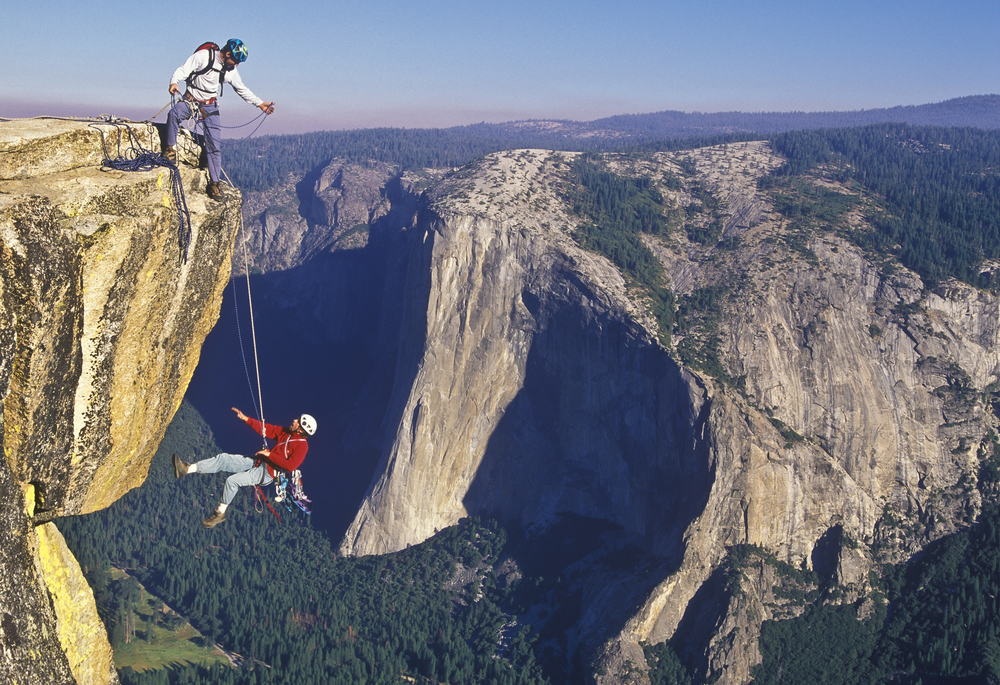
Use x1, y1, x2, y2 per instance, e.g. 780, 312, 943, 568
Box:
499, 94, 1000, 140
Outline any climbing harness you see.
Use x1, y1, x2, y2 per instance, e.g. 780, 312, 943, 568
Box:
185, 41, 231, 100
90, 118, 193, 260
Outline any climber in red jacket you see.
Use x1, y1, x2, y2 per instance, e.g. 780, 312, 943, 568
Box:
173, 407, 315, 528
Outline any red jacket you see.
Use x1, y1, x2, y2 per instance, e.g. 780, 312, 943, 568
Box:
246, 417, 308, 477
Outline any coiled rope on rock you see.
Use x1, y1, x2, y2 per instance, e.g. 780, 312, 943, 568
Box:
90, 119, 193, 260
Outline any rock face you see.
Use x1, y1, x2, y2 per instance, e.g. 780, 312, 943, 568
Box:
237, 160, 407, 275
338, 151, 713, 562
314, 145, 998, 683
0, 119, 237, 684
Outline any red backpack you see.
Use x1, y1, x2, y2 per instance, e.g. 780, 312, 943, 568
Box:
187, 42, 229, 96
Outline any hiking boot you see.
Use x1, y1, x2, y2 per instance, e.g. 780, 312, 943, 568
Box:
206, 181, 224, 200
202, 510, 227, 528
172, 453, 190, 479
161, 146, 177, 164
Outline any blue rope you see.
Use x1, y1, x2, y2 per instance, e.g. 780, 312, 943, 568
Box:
92, 120, 192, 260
218, 109, 268, 134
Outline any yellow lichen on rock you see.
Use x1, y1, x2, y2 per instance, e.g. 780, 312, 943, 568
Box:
34, 523, 115, 685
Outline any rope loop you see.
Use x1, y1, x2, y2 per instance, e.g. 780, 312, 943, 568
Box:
90, 120, 193, 260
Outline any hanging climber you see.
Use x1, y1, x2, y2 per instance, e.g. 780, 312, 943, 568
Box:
161, 38, 275, 200
173, 407, 316, 528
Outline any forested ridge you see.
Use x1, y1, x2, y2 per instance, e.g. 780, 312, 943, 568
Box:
766, 123, 1000, 290
565, 154, 675, 345
222, 125, 754, 192
592, 94, 1000, 140
556, 124, 1000, 391
223, 96, 1000, 192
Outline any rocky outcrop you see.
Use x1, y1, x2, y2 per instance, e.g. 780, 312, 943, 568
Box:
237, 160, 413, 275
1, 119, 238, 684
326, 145, 999, 683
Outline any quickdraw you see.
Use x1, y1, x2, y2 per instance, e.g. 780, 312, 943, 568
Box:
252, 463, 311, 523
274, 469, 312, 515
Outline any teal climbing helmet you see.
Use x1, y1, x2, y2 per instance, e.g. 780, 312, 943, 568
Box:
225, 38, 248, 63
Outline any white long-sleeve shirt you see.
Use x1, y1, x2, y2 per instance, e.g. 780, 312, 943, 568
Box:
170, 48, 263, 106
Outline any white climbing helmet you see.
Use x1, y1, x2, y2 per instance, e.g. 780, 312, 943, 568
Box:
299, 413, 317, 436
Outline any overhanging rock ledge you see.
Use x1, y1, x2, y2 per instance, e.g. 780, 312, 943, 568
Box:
0, 118, 238, 685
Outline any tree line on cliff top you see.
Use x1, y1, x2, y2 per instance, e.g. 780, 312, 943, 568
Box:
226, 118, 1000, 295
222, 94, 1000, 192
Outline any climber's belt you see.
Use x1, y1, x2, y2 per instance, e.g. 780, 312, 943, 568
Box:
184, 93, 217, 106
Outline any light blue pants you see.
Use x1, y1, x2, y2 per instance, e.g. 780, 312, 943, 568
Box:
165, 99, 223, 182
195, 453, 272, 506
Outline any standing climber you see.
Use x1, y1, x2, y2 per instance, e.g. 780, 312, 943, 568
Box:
174, 407, 315, 528
161, 38, 275, 200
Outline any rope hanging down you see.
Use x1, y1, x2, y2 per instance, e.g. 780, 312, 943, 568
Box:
203, 102, 270, 446
218, 179, 267, 448
91, 119, 193, 260
218, 172, 314, 522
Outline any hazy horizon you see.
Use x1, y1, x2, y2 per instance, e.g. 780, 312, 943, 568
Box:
4, 0, 997, 136
4, 93, 998, 138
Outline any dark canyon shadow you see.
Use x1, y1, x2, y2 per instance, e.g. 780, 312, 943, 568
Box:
186, 267, 372, 538
462, 286, 715, 682
186, 188, 429, 541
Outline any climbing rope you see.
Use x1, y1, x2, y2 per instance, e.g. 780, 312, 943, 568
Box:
217, 167, 267, 449
90, 119, 193, 260
158, 92, 271, 437
254, 484, 282, 523
230, 198, 267, 444
219, 109, 270, 139
238, 216, 267, 448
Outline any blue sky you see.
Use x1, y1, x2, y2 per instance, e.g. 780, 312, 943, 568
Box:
2, 0, 998, 135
